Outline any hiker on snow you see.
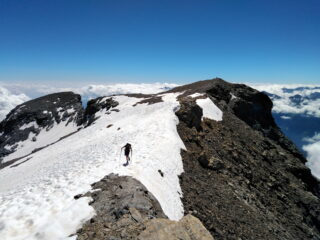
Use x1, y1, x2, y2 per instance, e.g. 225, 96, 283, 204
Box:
121, 143, 132, 166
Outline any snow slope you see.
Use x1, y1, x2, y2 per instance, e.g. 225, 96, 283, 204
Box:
0, 93, 197, 240
2, 118, 79, 163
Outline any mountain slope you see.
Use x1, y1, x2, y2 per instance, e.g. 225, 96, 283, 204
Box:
0, 78, 319, 240
175, 79, 320, 240
0, 91, 186, 240
0, 92, 83, 166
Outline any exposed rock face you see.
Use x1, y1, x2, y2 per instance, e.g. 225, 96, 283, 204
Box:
175, 79, 320, 240
75, 174, 213, 240
84, 97, 119, 125
76, 174, 166, 240
0, 92, 83, 160
175, 100, 203, 131
138, 214, 214, 240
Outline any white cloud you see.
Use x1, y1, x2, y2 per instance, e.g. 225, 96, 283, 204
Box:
0, 86, 30, 121
303, 133, 320, 179
303, 133, 320, 143
280, 115, 291, 120
2, 82, 177, 97
303, 140, 320, 180
74, 83, 178, 100
250, 84, 320, 117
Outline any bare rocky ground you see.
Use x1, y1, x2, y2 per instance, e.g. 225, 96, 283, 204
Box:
176, 79, 320, 240
75, 79, 320, 240
75, 174, 213, 240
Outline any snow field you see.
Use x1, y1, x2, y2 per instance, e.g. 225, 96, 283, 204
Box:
0, 93, 186, 240
3, 117, 79, 163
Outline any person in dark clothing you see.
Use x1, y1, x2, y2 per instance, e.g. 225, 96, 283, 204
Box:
121, 143, 132, 166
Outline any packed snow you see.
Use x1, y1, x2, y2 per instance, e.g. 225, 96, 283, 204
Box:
196, 97, 223, 121
0, 93, 186, 240
19, 122, 38, 130
2, 119, 79, 163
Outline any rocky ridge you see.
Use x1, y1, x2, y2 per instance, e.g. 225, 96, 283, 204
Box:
73, 78, 320, 240
175, 79, 320, 240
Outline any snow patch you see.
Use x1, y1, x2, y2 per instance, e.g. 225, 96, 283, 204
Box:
230, 93, 237, 100
189, 93, 204, 98
196, 98, 223, 121
0, 93, 185, 240
19, 121, 38, 130
66, 108, 75, 114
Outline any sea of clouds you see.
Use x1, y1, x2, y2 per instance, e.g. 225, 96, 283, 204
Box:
0, 82, 319, 179
0, 82, 177, 120
252, 84, 320, 118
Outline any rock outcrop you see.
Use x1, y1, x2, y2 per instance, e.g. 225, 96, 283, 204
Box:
138, 214, 214, 240
75, 174, 212, 240
84, 97, 119, 126
0, 92, 83, 161
175, 78, 320, 240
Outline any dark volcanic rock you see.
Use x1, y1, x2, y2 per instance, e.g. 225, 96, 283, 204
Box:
86, 174, 166, 221
84, 97, 119, 126
76, 174, 213, 240
0, 92, 83, 160
76, 174, 166, 240
174, 78, 320, 240
175, 98, 203, 131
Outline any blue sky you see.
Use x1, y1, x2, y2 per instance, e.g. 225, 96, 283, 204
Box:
0, 0, 319, 84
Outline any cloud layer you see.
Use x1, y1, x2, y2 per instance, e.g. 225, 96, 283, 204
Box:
251, 84, 320, 117
303, 133, 320, 179
0, 86, 30, 121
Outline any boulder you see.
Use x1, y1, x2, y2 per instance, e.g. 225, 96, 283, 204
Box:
138, 214, 214, 240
